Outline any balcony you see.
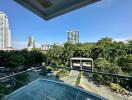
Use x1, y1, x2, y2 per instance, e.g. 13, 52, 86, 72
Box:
0, 66, 132, 100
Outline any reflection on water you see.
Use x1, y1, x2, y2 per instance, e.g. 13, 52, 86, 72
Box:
4, 79, 106, 100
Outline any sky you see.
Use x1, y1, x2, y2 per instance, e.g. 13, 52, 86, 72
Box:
0, 0, 132, 49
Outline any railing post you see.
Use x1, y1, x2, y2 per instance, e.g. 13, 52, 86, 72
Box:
80, 60, 82, 70
70, 59, 72, 69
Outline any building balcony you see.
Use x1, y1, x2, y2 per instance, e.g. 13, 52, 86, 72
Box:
0, 66, 132, 100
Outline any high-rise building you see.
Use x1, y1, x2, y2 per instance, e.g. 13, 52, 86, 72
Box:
68, 30, 79, 44
41, 44, 52, 52
28, 36, 35, 49
0, 12, 11, 50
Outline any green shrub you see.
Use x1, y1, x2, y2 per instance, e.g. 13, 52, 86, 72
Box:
110, 83, 118, 91
46, 67, 52, 73
0, 85, 7, 99
41, 66, 47, 75
57, 69, 69, 77
75, 72, 82, 86
110, 83, 126, 93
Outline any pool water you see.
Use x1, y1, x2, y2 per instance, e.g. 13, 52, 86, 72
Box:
4, 78, 106, 100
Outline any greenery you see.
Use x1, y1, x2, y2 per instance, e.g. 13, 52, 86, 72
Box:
13, 73, 29, 90
0, 85, 8, 99
75, 72, 82, 86
0, 37, 132, 91
6, 54, 25, 71
110, 83, 126, 94
0, 73, 29, 99
41, 66, 53, 76
0, 49, 47, 71
57, 69, 69, 78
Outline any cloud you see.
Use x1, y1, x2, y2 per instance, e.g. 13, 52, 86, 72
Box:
36, 43, 41, 47
114, 37, 132, 43
95, 0, 112, 8
12, 41, 41, 50
12, 41, 27, 50
12, 41, 27, 45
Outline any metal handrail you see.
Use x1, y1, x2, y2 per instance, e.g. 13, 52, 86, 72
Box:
57, 67, 132, 79
0, 66, 132, 82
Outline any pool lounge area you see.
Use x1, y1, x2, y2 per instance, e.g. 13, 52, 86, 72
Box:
4, 78, 106, 100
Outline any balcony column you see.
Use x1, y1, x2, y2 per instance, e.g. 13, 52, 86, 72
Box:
70, 59, 72, 69
80, 60, 82, 70
91, 59, 93, 71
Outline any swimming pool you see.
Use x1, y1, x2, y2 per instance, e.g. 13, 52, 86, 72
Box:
4, 78, 106, 100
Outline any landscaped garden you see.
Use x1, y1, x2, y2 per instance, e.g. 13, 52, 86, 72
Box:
0, 37, 132, 98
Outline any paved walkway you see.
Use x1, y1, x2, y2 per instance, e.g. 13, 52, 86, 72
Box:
61, 70, 79, 85
79, 74, 132, 100
28, 70, 132, 100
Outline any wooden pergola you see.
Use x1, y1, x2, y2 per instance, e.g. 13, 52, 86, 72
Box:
70, 57, 93, 70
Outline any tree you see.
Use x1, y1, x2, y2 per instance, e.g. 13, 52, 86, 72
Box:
109, 63, 122, 74
91, 46, 104, 60
95, 57, 122, 74
73, 43, 91, 57
127, 40, 132, 47
126, 40, 132, 54
63, 42, 75, 66
96, 37, 113, 48
112, 41, 125, 49
47, 45, 64, 66
28, 49, 46, 66
6, 54, 25, 71
94, 58, 122, 84
0, 51, 10, 66
117, 54, 132, 73
94, 57, 111, 72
